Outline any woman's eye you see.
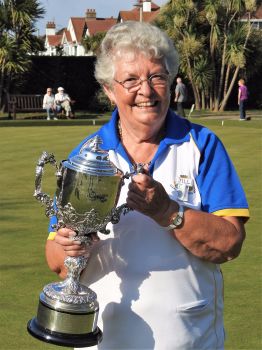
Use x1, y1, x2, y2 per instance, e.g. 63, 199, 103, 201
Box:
124, 77, 138, 83
152, 74, 164, 80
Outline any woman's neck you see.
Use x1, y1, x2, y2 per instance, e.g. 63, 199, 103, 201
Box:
118, 119, 165, 165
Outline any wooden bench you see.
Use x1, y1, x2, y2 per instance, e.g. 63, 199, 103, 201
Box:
8, 94, 44, 119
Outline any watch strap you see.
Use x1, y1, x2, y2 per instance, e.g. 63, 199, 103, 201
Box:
164, 204, 184, 230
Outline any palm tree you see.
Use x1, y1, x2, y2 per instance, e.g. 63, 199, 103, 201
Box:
157, 0, 258, 111
0, 0, 45, 111
193, 56, 214, 110
219, 20, 252, 111
213, 0, 255, 111
157, 0, 204, 109
177, 32, 205, 110
82, 32, 106, 56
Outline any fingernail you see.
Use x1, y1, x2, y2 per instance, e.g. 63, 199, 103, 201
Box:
69, 231, 76, 238
74, 240, 82, 245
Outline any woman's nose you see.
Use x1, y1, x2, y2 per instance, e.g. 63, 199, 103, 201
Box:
138, 79, 153, 95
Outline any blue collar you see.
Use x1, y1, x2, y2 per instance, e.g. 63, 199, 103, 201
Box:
99, 108, 190, 148
97, 108, 191, 173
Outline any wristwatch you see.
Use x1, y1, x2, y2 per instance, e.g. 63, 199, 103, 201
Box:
164, 204, 184, 230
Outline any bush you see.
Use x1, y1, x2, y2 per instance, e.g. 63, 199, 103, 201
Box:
89, 88, 115, 112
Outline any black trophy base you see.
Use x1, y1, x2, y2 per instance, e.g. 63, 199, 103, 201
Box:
27, 317, 103, 348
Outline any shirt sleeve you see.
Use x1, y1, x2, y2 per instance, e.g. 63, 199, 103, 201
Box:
195, 129, 249, 220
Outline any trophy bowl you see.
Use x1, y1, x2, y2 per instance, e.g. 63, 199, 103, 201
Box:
27, 135, 129, 347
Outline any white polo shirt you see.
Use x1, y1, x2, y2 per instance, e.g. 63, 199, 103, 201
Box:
51, 109, 249, 350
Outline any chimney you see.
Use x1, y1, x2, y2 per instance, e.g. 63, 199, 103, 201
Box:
46, 21, 56, 36
143, 0, 152, 12
85, 9, 96, 19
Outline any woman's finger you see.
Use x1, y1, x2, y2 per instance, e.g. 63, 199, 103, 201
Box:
55, 230, 82, 246
57, 227, 75, 238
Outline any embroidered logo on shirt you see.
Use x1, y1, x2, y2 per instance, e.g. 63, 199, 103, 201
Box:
171, 175, 195, 201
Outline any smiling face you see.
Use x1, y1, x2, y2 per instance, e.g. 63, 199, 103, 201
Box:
104, 53, 170, 133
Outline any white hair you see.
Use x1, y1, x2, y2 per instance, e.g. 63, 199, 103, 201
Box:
95, 21, 179, 87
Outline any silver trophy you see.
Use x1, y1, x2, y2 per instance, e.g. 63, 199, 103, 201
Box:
27, 135, 130, 348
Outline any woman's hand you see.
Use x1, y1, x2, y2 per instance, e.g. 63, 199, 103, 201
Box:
126, 169, 176, 226
54, 228, 99, 258
126, 170, 246, 264
46, 228, 100, 278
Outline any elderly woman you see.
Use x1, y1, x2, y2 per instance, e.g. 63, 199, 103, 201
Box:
42, 88, 57, 120
46, 22, 249, 350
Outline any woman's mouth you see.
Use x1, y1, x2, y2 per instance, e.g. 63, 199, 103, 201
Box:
135, 101, 158, 108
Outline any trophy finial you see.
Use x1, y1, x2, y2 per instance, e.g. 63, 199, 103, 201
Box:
88, 135, 103, 152
63, 136, 119, 177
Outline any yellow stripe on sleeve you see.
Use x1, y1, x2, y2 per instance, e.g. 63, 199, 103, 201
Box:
47, 231, 57, 240
212, 208, 250, 220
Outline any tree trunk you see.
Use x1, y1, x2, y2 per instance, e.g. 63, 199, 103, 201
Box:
220, 20, 252, 111
201, 90, 205, 110
0, 72, 4, 110
219, 66, 240, 111
214, 73, 220, 111
189, 83, 200, 110
223, 64, 231, 99
216, 33, 228, 111
209, 85, 214, 111
209, 24, 217, 111
185, 54, 201, 110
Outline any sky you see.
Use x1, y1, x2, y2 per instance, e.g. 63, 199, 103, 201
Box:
37, 0, 168, 35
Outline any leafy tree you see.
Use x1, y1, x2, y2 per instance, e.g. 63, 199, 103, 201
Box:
89, 87, 115, 112
157, 0, 259, 111
0, 0, 45, 111
82, 31, 106, 55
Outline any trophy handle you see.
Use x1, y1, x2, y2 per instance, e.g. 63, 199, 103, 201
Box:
105, 171, 135, 228
107, 164, 148, 226
34, 151, 62, 218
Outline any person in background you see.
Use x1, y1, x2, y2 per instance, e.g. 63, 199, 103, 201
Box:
54, 87, 73, 118
42, 88, 57, 120
238, 79, 249, 121
46, 21, 249, 350
174, 77, 187, 118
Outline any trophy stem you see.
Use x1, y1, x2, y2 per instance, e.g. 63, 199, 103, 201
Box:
62, 255, 88, 294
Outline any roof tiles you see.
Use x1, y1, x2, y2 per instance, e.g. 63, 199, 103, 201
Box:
47, 34, 62, 46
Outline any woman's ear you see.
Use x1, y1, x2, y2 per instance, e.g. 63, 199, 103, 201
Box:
103, 85, 116, 105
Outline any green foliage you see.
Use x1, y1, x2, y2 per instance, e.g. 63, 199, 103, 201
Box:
157, 0, 261, 111
193, 55, 214, 92
82, 31, 107, 55
0, 32, 30, 73
226, 22, 251, 67
0, 0, 45, 109
244, 28, 262, 76
89, 87, 115, 112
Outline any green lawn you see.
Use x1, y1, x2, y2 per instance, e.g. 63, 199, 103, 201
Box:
0, 119, 261, 349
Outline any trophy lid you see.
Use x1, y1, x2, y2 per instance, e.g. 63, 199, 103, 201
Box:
63, 135, 118, 176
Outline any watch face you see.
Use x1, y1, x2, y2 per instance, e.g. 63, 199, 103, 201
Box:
175, 215, 183, 227
165, 205, 184, 230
